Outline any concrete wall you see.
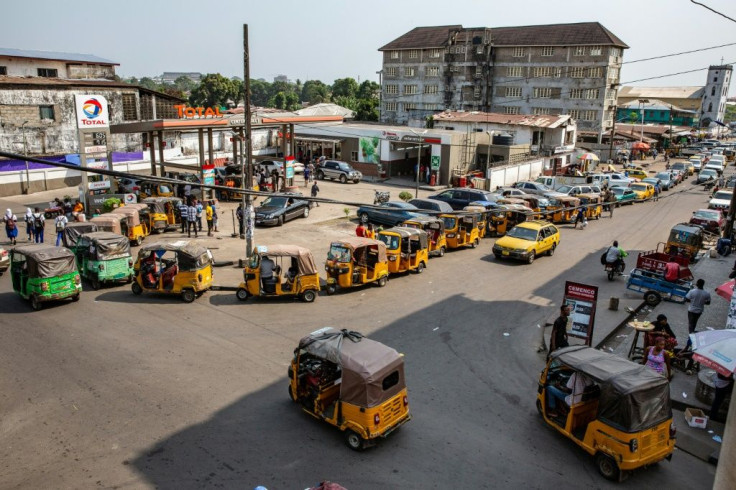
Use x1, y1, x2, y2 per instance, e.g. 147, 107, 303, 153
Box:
0, 57, 115, 79
487, 158, 545, 189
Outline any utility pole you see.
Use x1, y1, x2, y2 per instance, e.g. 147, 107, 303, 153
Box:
608, 107, 617, 163
242, 24, 255, 258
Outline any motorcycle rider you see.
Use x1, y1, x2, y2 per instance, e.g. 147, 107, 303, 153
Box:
605, 240, 628, 273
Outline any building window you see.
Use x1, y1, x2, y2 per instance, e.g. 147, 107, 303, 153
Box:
712, 86, 716, 96
513, 47, 525, 57
506, 66, 524, 77
430, 49, 442, 58
586, 67, 602, 78
405, 67, 416, 77
425, 103, 443, 111
424, 84, 439, 94
426, 66, 440, 77
570, 88, 585, 99
541, 46, 554, 56
714, 76, 718, 83
385, 84, 398, 95
504, 106, 520, 115
409, 49, 419, 59
533, 66, 561, 78
404, 85, 418, 95
122, 93, 138, 121
351, 151, 358, 161
569, 66, 585, 78
476, 45, 484, 54
606, 88, 617, 101
404, 102, 417, 111
0, 66, 6, 75
475, 65, 483, 77
37, 68, 58, 78
589, 45, 602, 56
708, 102, 713, 112
385, 66, 397, 77
474, 86, 481, 98
533, 107, 551, 115
390, 51, 399, 59
385, 102, 397, 111
533, 87, 552, 98
581, 110, 597, 121
449, 64, 461, 73
585, 88, 600, 99
505, 86, 522, 98
573, 46, 586, 56
569, 110, 580, 120
610, 47, 622, 57
39, 105, 55, 121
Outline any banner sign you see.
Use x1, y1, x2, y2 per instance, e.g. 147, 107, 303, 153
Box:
203, 163, 215, 186
563, 281, 598, 345
285, 157, 294, 179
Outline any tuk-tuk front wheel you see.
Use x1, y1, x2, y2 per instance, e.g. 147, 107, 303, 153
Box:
439, 246, 446, 257
325, 284, 337, 295
377, 276, 387, 287
135, 237, 142, 246
236, 288, 249, 301
71, 294, 80, 302
345, 430, 366, 451
301, 289, 317, 303
90, 275, 101, 291
415, 262, 425, 274
31, 294, 42, 311
181, 289, 196, 303
471, 238, 479, 249
131, 282, 143, 295
595, 453, 621, 481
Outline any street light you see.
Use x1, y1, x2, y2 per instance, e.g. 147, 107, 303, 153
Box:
21, 120, 29, 194
637, 99, 649, 143
408, 128, 427, 198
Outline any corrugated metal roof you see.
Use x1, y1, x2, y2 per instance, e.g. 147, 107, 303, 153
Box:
379, 25, 463, 51
0, 76, 184, 101
618, 86, 704, 100
294, 103, 355, 118
618, 99, 696, 114
433, 111, 571, 128
0, 47, 118, 65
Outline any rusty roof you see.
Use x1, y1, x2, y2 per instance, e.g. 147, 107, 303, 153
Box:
379, 25, 463, 51
0, 76, 183, 101
0, 47, 118, 65
490, 22, 628, 48
433, 111, 571, 128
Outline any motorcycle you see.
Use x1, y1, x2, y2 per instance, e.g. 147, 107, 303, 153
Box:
374, 191, 390, 205
604, 260, 625, 281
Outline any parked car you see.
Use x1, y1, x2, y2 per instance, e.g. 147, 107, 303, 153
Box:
627, 169, 648, 180
258, 160, 285, 175
655, 172, 674, 190
357, 201, 426, 226
513, 181, 553, 196
254, 194, 310, 226
670, 162, 689, 178
629, 183, 655, 200
602, 173, 635, 188
496, 187, 531, 198
688, 157, 703, 172
708, 190, 732, 213
316, 160, 362, 183
492, 220, 560, 264
408, 198, 454, 214
0, 246, 8, 275
642, 177, 662, 190
689, 209, 725, 234
116, 177, 141, 194
611, 187, 637, 205
697, 169, 718, 184
554, 184, 599, 197
428, 188, 497, 210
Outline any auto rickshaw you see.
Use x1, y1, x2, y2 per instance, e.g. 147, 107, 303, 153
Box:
143, 197, 183, 231
517, 195, 546, 215
538, 346, 675, 481
578, 193, 602, 220
440, 213, 480, 249
61, 222, 99, 248
664, 223, 703, 261
9, 244, 82, 310
288, 327, 411, 450
111, 207, 148, 245
237, 244, 321, 302
463, 205, 491, 238
549, 196, 580, 223
488, 204, 530, 237
124, 203, 153, 236
89, 214, 127, 236
72, 231, 134, 289
324, 237, 389, 294
377, 227, 429, 273
132, 241, 213, 302
138, 181, 174, 199
402, 215, 447, 257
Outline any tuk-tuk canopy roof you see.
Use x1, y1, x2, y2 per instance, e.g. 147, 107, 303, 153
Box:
383, 226, 426, 238
577, 193, 601, 201
331, 237, 387, 263
124, 203, 149, 212
403, 215, 445, 231
62, 222, 99, 248
468, 200, 498, 209
90, 215, 124, 235
555, 196, 581, 205
143, 197, 182, 213
139, 240, 209, 260
255, 244, 318, 275
670, 223, 702, 236
298, 328, 405, 408
80, 231, 131, 259
463, 205, 488, 213
12, 244, 77, 278
497, 198, 527, 206
111, 207, 141, 225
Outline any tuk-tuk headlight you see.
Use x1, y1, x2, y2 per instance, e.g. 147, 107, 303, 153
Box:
74, 275, 81, 285
128, 259, 133, 267
403, 395, 408, 407
98, 263, 105, 271
629, 438, 638, 453
198, 273, 203, 282
374, 413, 380, 426
389, 256, 397, 262
447, 233, 455, 238
41, 282, 49, 292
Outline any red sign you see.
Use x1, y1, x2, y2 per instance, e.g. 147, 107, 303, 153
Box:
563, 281, 598, 345
174, 105, 224, 119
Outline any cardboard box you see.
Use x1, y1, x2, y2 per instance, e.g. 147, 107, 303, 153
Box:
685, 408, 708, 429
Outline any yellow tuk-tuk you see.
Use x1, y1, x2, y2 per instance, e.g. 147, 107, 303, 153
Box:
664, 223, 704, 262
463, 205, 491, 238
377, 227, 429, 274
578, 193, 602, 220
142, 197, 183, 232
724, 148, 735, 163
488, 204, 530, 237
288, 327, 411, 450
111, 207, 148, 245
324, 237, 389, 294
403, 215, 447, 257
549, 196, 580, 223
124, 203, 153, 236
538, 346, 675, 481
89, 214, 127, 236
139, 182, 174, 199
131, 241, 213, 302
237, 244, 321, 302
440, 213, 480, 249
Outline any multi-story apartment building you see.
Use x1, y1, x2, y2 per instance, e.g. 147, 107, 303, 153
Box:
378, 22, 627, 141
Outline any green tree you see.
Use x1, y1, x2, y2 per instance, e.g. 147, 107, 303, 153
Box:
138, 77, 160, 91
333, 95, 359, 112
189, 73, 238, 108
249, 79, 271, 107
355, 99, 379, 121
268, 91, 300, 111
173, 76, 196, 93
301, 80, 330, 104
357, 80, 380, 100
332, 77, 359, 98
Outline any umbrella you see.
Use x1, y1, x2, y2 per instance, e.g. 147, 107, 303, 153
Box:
689, 329, 736, 375
578, 152, 599, 161
631, 142, 650, 150
716, 279, 735, 301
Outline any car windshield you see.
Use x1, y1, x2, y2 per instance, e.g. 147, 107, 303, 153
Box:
378, 233, 400, 250
656, 173, 670, 180
339, 163, 353, 171
612, 188, 627, 196
672, 164, 685, 170
442, 216, 457, 229
327, 244, 350, 262
714, 191, 732, 200
507, 226, 538, 241
701, 170, 717, 177
260, 197, 288, 207
556, 185, 572, 193
693, 210, 719, 220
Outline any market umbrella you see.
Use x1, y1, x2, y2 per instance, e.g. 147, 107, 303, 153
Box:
689, 329, 736, 375
631, 142, 650, 150
715, 279, 735, 300
578, 152, 599, 161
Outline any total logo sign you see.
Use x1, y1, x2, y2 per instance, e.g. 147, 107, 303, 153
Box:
75, 94, 110, 128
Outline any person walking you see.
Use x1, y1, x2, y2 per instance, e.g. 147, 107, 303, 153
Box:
304, 165, 310, 186
549, 304, 571, 357
607, 190, 615, 218
31, 207, 45, 243
54, 213, 68, 246
24, 207, 33, 241
573, 208, 585, 229
311, 181, 320, 206
211, 200, 219, 232
195, 200, 203, 231
4, 209, 18, 245
205, 201, 213, 236
178, 200, 189, 233
685, 279, 711, 333
236, 204, 244, 236
308, 162, 315, 182
186, 201, 198, 238
653, 183, 660, 202
710, 373, 734, 422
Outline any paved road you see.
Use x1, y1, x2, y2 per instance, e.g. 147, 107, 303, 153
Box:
0, 175, 719, 489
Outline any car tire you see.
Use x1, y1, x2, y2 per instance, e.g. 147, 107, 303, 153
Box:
236, 288, 249, 301
316, 171, 324, 180
277, 215, 284, 226
547, 244, 556, 257
340, 175, 347, 184
527, 251, 536, 264
131, 282, 142, 295
494, 253, 502, 260
360, 213, 370, 224
303, 207, 309, 219
345, 430, 366, 451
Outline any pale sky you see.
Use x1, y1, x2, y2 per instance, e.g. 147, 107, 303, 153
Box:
4, 0, 736, 91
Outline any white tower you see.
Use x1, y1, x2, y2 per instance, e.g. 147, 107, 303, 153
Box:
701, 64, 732, 127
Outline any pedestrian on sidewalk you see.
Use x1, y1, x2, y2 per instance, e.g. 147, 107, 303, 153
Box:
311, 181, 320, 206
304, 165, 310, 186
178, 201, 188, 233
195, 200, 203, 231
548, 304, 571, 358
653, 183, 660, 202
642, 336, 672, 379
24, 207, 33, 241
31, 207, 45, 243
187, 202, 198, 238
607, 191, 615, 218
4, 208, 18, 245
685, 279, 711, 333
54, 214, 68, 246
205, 201, 213, 236
211, 200, 219, 232
236, 204, 244, 236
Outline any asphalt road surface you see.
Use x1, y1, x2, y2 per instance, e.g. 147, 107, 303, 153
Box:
0, 178, 719, 489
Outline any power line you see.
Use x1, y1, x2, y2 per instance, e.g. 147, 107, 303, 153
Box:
624, 41, 736, 64
691, 0, 736, 24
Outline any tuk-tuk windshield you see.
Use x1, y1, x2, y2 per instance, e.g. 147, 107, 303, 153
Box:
327, 244, 351, 262
377, 233, 400, 250
159, 185, 172, 194
442, 216, 457, 230
669, 227, 700, 246
506, 226, 537, 241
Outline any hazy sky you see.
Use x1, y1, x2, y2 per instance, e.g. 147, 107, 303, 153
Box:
4, 0, 736, 91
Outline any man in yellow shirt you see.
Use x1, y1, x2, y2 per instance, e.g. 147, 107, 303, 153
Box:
205, 202, 214, 236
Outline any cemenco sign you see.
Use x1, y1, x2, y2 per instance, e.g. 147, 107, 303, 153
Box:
75, 95, 110, 128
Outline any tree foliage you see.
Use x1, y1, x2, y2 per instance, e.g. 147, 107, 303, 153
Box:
189, 73, 239, 108
301, 80, 330, 105
331, 77, 359, 99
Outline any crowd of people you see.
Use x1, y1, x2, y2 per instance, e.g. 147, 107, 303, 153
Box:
3, 198, 86, 246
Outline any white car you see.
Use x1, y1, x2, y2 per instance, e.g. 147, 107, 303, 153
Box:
709, 190, 732, 212
704, 162, 724, 175
688, 158, 703, 172
292, 161, 305, 174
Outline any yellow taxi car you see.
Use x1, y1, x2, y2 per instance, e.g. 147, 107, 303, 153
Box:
627, 169, 648, 180
492, 220, 559, 264
629, 182, 654, 200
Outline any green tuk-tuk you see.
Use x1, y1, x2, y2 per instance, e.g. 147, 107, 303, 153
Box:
10, 244, 82, 310
61, 222, 99, 248
72, 231, 134, 289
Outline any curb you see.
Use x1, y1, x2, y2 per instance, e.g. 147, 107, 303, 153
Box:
595, 300, 646, 350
